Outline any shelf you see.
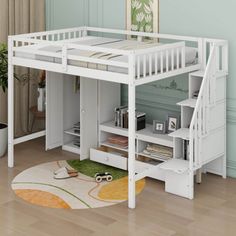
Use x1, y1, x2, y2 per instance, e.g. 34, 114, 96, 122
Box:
62, 142, 80, 155
100, 121, 128, 137
177, 98, 197, 108
168, 128, 190, 140
137, 124, 173, 148
137, 152, 171, 162
100, 121, 173, 148
159, 159, 189, 174
100, 141, 128, 152
64, 128, 80, 137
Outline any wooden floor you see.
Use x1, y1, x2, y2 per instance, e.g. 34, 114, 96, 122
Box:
1, 138, 236, 236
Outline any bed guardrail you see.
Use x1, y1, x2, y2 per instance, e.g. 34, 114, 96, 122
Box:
134, 42, 186, 82
14, 27, 86, 41
10, 27, 212, 86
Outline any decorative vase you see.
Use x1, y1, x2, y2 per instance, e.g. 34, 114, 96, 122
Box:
0, 123, 7, 157
37, 88, 46, 112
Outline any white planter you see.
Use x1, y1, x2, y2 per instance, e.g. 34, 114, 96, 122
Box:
0, 123, 7, 157
37, 88, 46, 112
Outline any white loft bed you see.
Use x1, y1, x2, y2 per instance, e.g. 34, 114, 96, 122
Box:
8, 27, 228, 209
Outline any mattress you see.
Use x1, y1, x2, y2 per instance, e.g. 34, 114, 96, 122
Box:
15, 36, 198, 75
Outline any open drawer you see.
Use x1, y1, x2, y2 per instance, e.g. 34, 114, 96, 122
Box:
90, 146, 128, 170
135, 156, 166, 181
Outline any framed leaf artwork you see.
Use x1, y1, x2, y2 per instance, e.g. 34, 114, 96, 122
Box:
126, 0, 159, 33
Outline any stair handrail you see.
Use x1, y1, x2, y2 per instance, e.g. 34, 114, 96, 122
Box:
189, 43, 218, 171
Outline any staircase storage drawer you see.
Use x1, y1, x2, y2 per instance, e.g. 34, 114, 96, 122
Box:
135, 160, 152, 173
165, 171, 190, 199
90, 147, 128, 170
135, 157, 165, 181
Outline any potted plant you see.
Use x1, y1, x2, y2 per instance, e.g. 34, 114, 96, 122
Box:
0, 43, 18, 157
0, 43, 8, 157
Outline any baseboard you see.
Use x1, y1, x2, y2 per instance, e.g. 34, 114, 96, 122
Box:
227, 160, 236, 178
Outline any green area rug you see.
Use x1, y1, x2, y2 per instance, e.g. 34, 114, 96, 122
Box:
67, 159, 128, 180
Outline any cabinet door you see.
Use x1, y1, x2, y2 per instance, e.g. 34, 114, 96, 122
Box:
80, 77, 98, 160
46, 72, 63, 150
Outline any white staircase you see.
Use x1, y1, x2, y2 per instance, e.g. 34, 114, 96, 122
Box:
157, 41, 228, 199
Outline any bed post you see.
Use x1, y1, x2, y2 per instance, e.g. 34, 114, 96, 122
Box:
8, 36, 14, 168
128, 52, 136, 209
198, 38, 206, 70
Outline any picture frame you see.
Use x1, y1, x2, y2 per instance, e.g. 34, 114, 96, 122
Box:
126, 0, 159, 34
153, 120, 166, 134
167, 115, 180, 133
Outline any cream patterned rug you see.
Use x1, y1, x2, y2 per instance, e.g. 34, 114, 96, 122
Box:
12, 160, 145, 209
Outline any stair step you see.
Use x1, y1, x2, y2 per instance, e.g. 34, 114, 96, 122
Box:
159, 159, 189, 174
190, 70, 228, 78
190, 70, 205, 77
177, 98, 197, 108
168, 128, 190, 140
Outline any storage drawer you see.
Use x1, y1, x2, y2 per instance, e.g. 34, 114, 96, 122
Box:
135, 160, 152, 173
135, 160, 165, 181
90, 147, 128, 170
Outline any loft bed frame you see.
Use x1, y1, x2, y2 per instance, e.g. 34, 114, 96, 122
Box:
8, 27, 228, 209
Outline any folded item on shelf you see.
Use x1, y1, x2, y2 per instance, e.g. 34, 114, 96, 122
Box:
107, 135, 128, 147
143, 144, 173, 159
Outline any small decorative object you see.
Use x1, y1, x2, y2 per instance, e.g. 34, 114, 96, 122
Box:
0, 123, 7, 157
193, 90, 199, 98
37, 71, 46, 112
126, 0, 159, 34
94, 172, 113, 183
153, 120, 166, 134
167, 115, 179, 133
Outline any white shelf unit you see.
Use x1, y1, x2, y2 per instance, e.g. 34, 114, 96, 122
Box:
100, 121, 173, 147
100, 121, 173, 162
90, 82, 174, 180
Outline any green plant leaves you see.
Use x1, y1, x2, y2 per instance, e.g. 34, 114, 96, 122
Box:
0, 43, 8, 92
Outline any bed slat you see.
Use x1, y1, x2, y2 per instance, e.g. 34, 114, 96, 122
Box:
160, 51, 163, 74
155, 53, 158, 75
143, 55, 146, 78
137, 56, 140, 79
177, 48, 180, 69
171, 49, 174, 71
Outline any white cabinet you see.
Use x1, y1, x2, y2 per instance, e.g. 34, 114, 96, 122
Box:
46, 72, 98, 160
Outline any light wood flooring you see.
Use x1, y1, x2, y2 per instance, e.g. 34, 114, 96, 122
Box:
1, 138, 236, 236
